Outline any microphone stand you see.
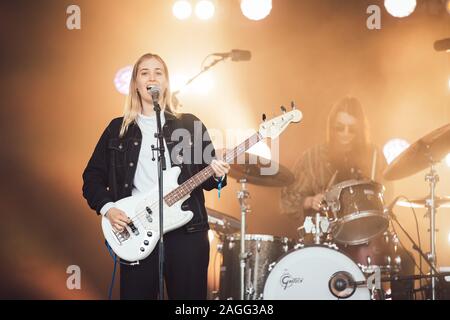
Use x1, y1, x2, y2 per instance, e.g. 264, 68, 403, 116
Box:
152, 96, 167, 300
387, 209, 441, 297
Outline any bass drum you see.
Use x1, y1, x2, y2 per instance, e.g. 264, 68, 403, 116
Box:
263, 246, 370, 300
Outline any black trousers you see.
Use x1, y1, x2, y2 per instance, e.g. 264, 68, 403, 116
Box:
120, 228, 210, 300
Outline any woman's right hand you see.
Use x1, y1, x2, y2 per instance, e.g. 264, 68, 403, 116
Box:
106, 207, 131, 232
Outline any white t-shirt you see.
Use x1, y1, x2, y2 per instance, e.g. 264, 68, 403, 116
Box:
100, 113, 172, 216
132, 112, 172, 196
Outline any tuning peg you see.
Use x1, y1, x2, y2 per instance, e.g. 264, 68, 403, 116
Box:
262, 113, 266, 122
280, 105, 286, 113
291, 101, 296, 109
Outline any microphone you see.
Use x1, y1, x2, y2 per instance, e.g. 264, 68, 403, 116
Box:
147, 86, 161, 106
213, 49, 252, 61
433, 38, 450, 52
328, 271, 356, 299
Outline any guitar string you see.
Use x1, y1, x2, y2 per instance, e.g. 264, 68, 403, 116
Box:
124, 132, 263, 227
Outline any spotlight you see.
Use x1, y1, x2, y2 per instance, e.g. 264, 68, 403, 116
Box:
384, 0, 416, 18
447, 0, 450, 14
171, 74, 189, 94
173, 0, 192, 20
445, 153, 450, 167
171, 72, 214, 95
383, 138, 410, 164
195, 0, 215, 20
114, 66, 133, 95
240, 0, 272, 21
191, 72, 214, 95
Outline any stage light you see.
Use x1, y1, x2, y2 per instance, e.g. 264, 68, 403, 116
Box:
191, 72, 214, 95
173, 0, 192, 20
445, 153, 450, 167
114, 65, 133, 95
384, 0, 416, 18
171, 72, 213, 95
447, 0, 450, 14
171, 74, 189, 93
195, 0, 215, 20
383, 138, 410, 164
240, 0, 272, 21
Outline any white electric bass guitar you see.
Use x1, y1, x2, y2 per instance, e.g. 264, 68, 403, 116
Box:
102, 108, 303, 261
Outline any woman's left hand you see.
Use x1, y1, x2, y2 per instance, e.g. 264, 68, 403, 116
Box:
211, 159, 230, 179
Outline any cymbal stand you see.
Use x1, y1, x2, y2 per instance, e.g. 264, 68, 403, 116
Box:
425, 162, 439, 300
237, 178, 251, 300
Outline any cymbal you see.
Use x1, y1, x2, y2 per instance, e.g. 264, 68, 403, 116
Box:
227, 153, 295, 187
206, 207, 241, 234
384, 123, 450, 180
396, 196, 450, 209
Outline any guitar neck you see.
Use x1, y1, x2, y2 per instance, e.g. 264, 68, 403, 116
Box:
164, 132, 263, 206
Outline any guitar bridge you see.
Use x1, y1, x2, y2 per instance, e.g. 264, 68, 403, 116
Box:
113, 228, 130, 244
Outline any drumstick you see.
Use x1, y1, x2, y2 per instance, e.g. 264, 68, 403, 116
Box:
325, 170, 338, 191
321, 171, 338, 219
371, 148, 377, 181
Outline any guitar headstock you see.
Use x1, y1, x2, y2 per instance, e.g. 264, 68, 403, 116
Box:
259, 106, 302, 139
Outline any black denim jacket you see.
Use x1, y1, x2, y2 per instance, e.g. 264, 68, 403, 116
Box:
82, 111, 227, 233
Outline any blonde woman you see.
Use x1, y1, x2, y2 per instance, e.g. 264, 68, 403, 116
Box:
82, 53, 229, 299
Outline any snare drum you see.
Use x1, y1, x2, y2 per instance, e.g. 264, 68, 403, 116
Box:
263, 245, 370, 300
325, 180, 389, 245
218, 234, 292, 300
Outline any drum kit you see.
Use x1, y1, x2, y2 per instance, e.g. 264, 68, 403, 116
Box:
208, 123, 450, 300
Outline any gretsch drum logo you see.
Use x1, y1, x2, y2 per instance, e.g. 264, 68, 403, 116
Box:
280, 272, 303, 290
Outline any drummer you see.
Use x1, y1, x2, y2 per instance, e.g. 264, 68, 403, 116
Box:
280, 95, 389, 221
281, 95, 417, 299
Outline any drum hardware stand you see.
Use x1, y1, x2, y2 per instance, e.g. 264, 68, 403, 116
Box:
246, 269, 255, 300
237, 178, 251, 300
302, 214, 330, 244
366, 267, 384, 300
425, 160, 439, 300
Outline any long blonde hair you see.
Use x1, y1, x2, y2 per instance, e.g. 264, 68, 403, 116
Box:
119, 53, 178, 138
